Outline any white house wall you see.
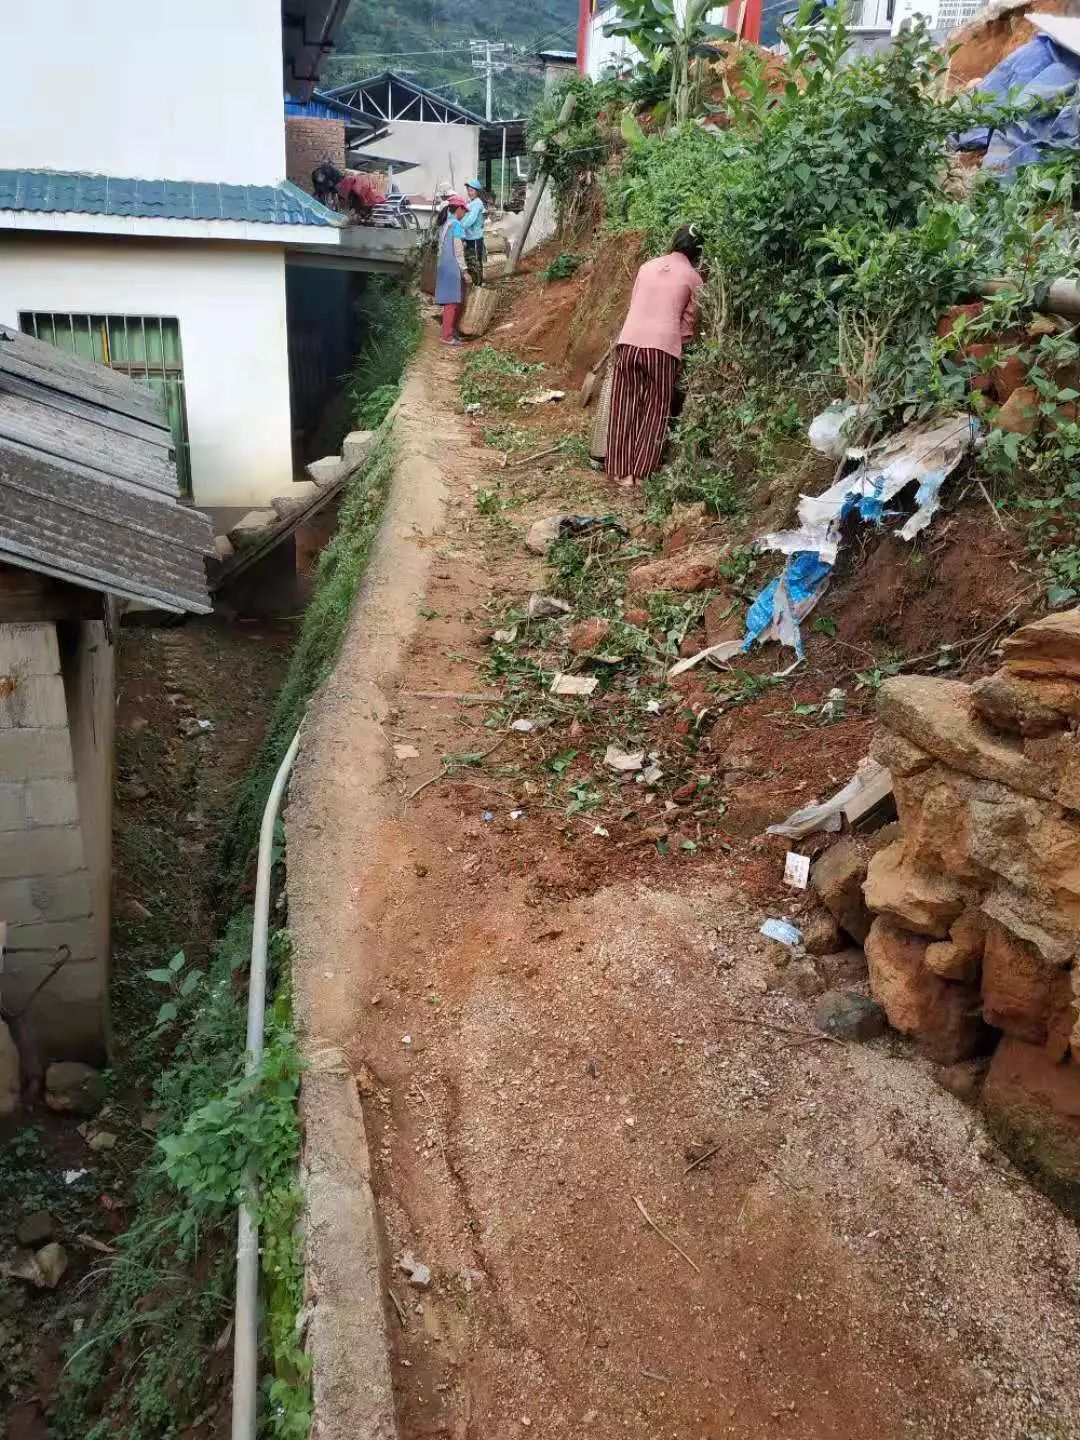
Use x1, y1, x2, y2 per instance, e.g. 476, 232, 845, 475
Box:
0, 0, 286, 185
584, 0, 733, 79
0, 238, 294, 511
586, 10, 641, 79
375, 122, 480, 199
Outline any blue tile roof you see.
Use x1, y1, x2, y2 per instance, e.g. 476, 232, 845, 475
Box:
0, 171, 340, 227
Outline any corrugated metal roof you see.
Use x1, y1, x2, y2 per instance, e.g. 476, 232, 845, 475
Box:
0, 171, 340, 228
285, 88, 383, 130
0, 326, 213, 614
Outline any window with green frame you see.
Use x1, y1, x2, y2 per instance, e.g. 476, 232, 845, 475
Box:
19, 312, 192, 497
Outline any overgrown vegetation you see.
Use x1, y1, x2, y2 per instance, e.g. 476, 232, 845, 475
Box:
538, 1, 1080, 600
56, 302, 421, 1439
460, 344, 545, 410
345, 279, 421, 429
541, 251, 588, 281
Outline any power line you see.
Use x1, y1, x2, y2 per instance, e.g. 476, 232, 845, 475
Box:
332, 45, 487, 60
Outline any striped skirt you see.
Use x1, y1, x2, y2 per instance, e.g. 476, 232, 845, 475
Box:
605, 344, 678, 480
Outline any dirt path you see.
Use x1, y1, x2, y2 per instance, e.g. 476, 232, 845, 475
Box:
291, 334, 1080, 1440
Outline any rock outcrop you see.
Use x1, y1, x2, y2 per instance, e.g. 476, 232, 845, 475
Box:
861, 608, 1080, 1196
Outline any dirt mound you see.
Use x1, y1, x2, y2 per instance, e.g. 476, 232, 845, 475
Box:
497, 230, 646, 380
947, 0, 1072, 89
828, 509, 1036, 659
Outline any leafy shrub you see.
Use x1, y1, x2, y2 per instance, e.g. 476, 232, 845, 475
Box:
529, 76, 630, 221
345, 278, 421, 426
606, 10, 981, 371
542, 251, 588, 281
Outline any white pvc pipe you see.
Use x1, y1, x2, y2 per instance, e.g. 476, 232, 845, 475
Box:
231, 726, 303, 1440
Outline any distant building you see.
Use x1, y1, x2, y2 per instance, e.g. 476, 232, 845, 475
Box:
537, 48, 579, 89
284, 89, 387, 194
0, 0, 411, 518
574, 0, 989, 73
325, 71, 528, 207
0, 324, 212, 1063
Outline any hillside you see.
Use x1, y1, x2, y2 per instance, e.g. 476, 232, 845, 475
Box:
326, 0, 578, 119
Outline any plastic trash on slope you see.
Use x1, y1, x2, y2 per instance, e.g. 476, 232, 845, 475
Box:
766, 756, 893, 839
807, 401, 867, 459
955, 33, 1080, 167
742, 414, 977, 658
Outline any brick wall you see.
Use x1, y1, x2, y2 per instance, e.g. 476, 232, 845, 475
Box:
0, 621, 109, 1062
286, 116, 347, 194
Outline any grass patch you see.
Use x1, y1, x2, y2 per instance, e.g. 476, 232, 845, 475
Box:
345, 279, 421, 430
460, 346, 544, 412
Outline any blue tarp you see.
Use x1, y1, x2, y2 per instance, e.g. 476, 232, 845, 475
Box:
955, 34, 1080, 171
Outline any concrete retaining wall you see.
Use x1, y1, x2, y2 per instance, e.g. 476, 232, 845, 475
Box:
0, 620, 112, 1060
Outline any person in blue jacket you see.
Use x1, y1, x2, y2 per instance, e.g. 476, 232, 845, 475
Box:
461, 180, 487, 287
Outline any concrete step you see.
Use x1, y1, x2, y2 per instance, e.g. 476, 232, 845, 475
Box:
271, 481, 322, 519
227, 509, 277, 549
307, 455, 350, 487
342, 430, 376, 469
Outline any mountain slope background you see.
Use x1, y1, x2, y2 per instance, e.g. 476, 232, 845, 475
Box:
326, 0, 579, 119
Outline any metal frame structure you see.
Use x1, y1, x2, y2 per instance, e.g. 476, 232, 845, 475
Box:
325, 70, 488, 126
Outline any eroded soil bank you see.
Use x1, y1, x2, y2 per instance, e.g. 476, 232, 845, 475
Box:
289, 334, 1080, 1440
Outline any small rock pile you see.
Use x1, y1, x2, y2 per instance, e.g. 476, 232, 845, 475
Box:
858, 608, 1080, 1196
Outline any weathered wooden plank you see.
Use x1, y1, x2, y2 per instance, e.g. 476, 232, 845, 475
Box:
0, 369, 171, 450
0, 392, 177, 498
0, 327, 165, 427
0, 443, 211, 555
0, 486, 212, 613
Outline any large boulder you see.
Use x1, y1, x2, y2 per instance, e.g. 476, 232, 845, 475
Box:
983, 1038, 1080, 1198
877, 675, 1062, 804
980, 920, 1074, 1048
865, 918, 987, 1063
863, 839, 966, 938
1001, 607, 1080, 683
971, 670, 1080, 737
811, 838, 872, 944
981, 888, 1077, 970
871, 728, 933, 779
888, 760, 1079, 926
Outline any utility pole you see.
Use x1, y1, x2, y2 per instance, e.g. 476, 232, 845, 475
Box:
470, 39, 509, 121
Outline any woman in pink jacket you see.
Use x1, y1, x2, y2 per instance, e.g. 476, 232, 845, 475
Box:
607, 225, 704, 487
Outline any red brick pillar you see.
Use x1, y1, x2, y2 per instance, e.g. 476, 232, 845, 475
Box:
286, 117, 347, 194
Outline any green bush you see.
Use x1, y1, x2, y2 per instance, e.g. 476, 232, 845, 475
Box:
542, 251, 588, 282
528, 75, 630, 220
345, 278, 421, 427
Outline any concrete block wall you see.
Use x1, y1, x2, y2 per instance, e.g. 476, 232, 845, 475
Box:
0, 621, 108, 1062
286, 116, 346, 194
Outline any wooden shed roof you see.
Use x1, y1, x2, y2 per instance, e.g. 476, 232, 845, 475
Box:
0, 325, 213, 614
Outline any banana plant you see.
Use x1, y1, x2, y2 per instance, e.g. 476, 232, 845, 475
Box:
604, 0, 734, 126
